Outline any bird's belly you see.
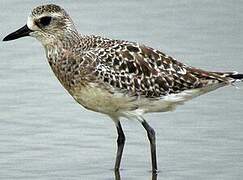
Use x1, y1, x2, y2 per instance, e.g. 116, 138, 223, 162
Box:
71, 85, 136, 116
69, 80, 226, 118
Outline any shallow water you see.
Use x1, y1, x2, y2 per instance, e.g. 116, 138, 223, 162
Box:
0, 0, 243, 179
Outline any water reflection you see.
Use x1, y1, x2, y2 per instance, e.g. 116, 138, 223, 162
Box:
114, 170, 157, 180
114, 171, 121, 180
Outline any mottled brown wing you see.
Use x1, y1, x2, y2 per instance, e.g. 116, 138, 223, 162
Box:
93, 42, 228, 97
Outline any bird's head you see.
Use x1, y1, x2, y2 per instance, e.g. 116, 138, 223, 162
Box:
3, 4, 77, 46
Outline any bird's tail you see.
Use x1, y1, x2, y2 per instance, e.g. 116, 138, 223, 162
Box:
227, 73, 243, 81
222, 71, 243, 83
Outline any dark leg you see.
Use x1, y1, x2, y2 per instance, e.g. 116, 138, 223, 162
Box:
115, 121, 126, 171
141, 120, 158, 173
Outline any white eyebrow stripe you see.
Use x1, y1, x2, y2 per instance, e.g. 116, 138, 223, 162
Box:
27, 16, 37, 30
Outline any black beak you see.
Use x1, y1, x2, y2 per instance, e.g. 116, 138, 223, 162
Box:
3, 24, 33, 41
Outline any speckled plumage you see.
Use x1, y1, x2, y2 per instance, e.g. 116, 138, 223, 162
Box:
21, 4, 243, 116
4, 4, 243, 172
44, 31, 240, 115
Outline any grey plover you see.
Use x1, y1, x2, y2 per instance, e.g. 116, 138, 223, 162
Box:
3, 4, 243, 172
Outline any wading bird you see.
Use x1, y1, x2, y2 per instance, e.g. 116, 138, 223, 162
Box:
3, 4, 243, 173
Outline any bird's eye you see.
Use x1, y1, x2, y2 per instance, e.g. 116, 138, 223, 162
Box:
39, 16, 52, 26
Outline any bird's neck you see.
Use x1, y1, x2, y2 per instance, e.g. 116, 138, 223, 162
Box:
43, 32, 78, 61
43, 33, 89, 94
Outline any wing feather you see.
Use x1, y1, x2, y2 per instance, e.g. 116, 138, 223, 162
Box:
83, 40, 230, 98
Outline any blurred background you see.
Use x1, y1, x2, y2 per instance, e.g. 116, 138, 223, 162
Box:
0, 0, 243, 179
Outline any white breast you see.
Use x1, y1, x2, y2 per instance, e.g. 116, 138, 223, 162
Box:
72, 83, 137, 116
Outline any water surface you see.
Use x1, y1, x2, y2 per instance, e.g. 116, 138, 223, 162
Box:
0, 0, 243, 179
